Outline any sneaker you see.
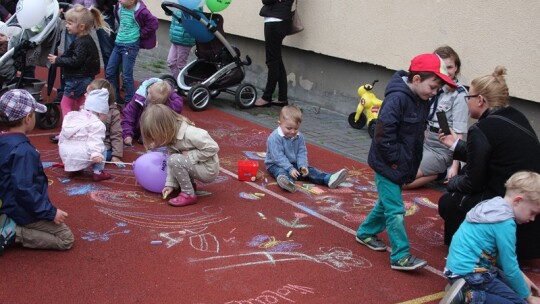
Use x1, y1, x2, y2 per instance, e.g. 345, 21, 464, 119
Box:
49, 135, 59, 144
355, 236, 387, 251
328, 169, 348, 188
277, 175, 297, 193
93, 171, 112, 182
440, 278, 470, 304
391, 254, 427, 271
0, 214, 16, 256
168, 192, 197, 207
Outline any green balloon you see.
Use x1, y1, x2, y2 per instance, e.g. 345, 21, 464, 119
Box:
205, 0, 231, 12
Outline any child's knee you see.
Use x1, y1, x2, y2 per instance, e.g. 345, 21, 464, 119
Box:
57, 227, 75, 250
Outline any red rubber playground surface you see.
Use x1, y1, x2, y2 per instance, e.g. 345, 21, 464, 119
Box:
3, 71, 540, 303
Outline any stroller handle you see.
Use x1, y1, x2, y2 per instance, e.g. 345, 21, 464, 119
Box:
162, 2, 205, 22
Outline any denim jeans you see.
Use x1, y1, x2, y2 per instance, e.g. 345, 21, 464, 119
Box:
92, 150, 108, 172
460, 270, 526, 304
267, 164, 329, 186
356, 172, 410, 263
105, 42, 140, 104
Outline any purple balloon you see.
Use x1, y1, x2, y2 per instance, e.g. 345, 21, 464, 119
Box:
133, 152, 168, 193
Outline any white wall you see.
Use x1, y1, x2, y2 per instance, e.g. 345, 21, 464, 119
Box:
149, 1, 540, 103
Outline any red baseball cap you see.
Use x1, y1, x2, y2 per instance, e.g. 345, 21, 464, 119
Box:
409, 53, 457, 89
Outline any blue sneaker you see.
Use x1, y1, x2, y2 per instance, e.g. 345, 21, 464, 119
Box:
0, 214, 16, 256
390, 254, 427, 271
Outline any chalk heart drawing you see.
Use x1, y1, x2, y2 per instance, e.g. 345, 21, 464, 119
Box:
80, 222, 130, 242
191, 247, 372, 272
247, 235, 302, 252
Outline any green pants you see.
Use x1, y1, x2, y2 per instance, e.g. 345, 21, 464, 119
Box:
356, 172, 410, 263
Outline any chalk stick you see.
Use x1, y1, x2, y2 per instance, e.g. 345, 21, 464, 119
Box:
286, 231, 293, 238
150, 240, 162, 245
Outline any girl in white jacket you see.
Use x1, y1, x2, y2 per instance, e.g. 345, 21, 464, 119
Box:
59, 88, 112, 182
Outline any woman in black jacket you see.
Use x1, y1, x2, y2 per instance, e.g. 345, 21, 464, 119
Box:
254, 0, 294, 107
438, 66, 540, 260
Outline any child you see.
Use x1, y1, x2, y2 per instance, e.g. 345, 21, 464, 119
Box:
121, 78, 183, 146
105, 0, 158, 104
87, 78, 124, 165
166, 7, 197, 79
442, 171, 540, 303
0, 89, 74, 254
403, 46, 469, 189
355, 53, 457, 271
58, 88, 112, 181
139, 104, 219, 207
48, 4, 111, 143
265, 105, 348, 193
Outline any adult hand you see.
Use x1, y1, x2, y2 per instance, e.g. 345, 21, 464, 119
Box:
438, 129, 458, 148
47, 54, 57, 64
54, 209, 68, 224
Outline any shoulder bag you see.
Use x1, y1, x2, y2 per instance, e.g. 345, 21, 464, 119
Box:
288, 0, 304, 35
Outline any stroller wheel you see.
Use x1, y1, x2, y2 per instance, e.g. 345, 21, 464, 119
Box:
159, 74, 181, 95
235, 83, 257, 109
36, 103, 61, 130
348, 112, 367, 129
187, 84, 211, 111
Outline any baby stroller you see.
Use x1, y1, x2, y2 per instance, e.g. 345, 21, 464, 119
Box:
161, 2, 257, 111
0, 0, 62, 129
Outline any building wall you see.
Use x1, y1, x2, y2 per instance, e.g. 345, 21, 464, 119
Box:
149, 2, 540, 133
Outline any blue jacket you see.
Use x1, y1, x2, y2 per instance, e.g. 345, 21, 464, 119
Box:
0, 132, 57, 225
169, 10, 196, 46
368, 70, 429, 185
264, 127, 308, 173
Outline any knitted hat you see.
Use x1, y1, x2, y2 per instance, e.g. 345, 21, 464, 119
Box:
0, 89, 47, 121
409, 53, 457, 89
84, 88, 109, 115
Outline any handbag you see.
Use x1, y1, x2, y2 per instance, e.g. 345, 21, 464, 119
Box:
288, 1, 304, 35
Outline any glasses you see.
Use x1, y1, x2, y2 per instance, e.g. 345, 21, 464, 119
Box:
465, 94, 480, 101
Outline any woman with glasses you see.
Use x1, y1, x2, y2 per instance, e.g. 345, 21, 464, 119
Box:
403, 46, 469, 190
437, 66, 540, 260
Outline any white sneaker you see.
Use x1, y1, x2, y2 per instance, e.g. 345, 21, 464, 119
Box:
277, 175, 297, 193
328, 169, 348, 188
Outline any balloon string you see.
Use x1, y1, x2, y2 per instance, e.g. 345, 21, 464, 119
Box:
66, 158, 133, 166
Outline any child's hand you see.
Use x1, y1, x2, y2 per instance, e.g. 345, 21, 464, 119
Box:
47, 54, 57, 64
162, 186, 174, 199
290, 168, 300, 179
124, 137, 133, 146
54, 209, 68, 224
90, 153, 104, 164
300, 167, 309, 177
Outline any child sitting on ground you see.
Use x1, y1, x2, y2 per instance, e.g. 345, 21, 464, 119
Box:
58, 88, 112, 181
121, 78, 183, 146
139, 104, 219, 207
87, 78, 124, 166
442, 171, 540, 304
265, 105, 348, 193
0, 89, 74, 254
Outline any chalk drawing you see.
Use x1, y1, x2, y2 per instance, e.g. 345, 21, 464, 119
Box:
42, 162, 54, 168
90, 190, 161, 208
243, 151, 266, 161
240, 192, 261, 200
224, 284, 315, 304
158, 228, 220, 252
198, 175, 229, 186
80, 222, 130, 241
97, 205, 230, 229
191, 247, 372, 272
247, 235, 302, 252
275, 212, 311, 228
413, 196, 438, 209
65, 184, 108, 196
412, 219, 444, 246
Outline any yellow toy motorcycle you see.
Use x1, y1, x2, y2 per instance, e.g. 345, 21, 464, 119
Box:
347, 80, 383, 138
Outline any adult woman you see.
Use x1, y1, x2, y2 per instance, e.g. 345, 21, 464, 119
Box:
403, 45, 469, 189
438, 66, 540, 260
254, 0, 293, 108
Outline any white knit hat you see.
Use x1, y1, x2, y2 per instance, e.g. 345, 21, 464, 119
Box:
84, 88, 109, 115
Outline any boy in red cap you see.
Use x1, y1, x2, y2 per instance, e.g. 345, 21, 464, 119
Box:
0, 89, 74, 255
355, 53, 456, 271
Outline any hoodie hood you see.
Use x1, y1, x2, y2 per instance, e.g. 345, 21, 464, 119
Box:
61, 110, 102, 139
384, 70, 424, 104
465, 196, 514, 224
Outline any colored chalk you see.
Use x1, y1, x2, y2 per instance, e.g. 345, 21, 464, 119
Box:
150, 240, 162, 245
257, 212, 266, 219
253, 193, 265, 197
251, 176, 256, 182
286, 231, 293, 238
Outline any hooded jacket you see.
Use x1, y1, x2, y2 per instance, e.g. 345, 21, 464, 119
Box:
0, 132, 57, 225
113, 0, 158, 49
59, 109, 106, 171
446, 197, 530, 299
367, 70, 429, 185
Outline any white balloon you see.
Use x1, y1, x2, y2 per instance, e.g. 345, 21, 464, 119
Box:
16, 0, 48, 30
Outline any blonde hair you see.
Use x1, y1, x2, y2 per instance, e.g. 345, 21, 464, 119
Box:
147, 81, 172, 105
65, 4, 112, 35
505, 171, 540, 204
471, 66, 510, 109
279, 105, 302, 125
139, 104, 193, 149
87, 78, 115, 105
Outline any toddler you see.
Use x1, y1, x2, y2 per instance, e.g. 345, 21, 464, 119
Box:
121, 78, 183, 146
139, 104, 219, 207
265, 105, 348, 193
58, 88, 112, 181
